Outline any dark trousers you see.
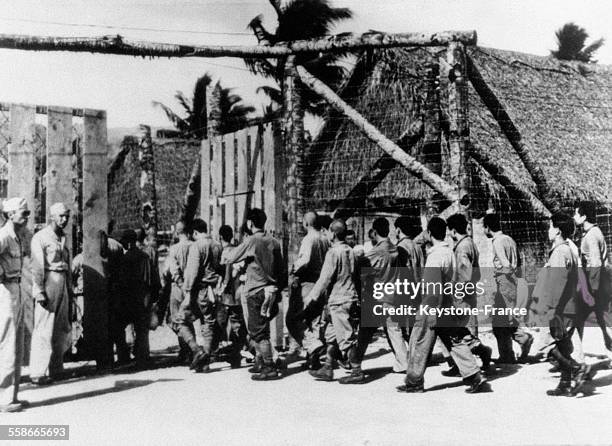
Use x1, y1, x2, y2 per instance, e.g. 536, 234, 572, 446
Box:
285, 281, 325, 354
405, 316, 479, 386
246, 289, 279, 365
216, 304, 247, 359
549, 315, 580, 384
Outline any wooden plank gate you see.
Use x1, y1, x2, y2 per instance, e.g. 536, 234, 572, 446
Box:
200, 122, 287, 348
1, 102, 111, 366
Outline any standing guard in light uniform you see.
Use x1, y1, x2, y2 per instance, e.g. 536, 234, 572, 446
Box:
29, 202, 73, 385
0, 198, 30, 412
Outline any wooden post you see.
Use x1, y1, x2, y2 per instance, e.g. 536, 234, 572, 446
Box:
8, 104, 36, 230
252, 126, 263, 209
283, 56, 306, 271
138, 125, 157, 240
82, 109, 112, 367
200, 139, 212, 223
46, 106, 74, 252
446, 42, 469, 200
236, 128, 249, 234
210, 136, 222, 235
224, 132, 236, 232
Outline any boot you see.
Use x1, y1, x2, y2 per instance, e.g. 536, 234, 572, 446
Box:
473, 344, 492, 371
190, 348, 208, 370
338, 369, 366, 384
0, 402, 22, 413
465, 372, 490, 394
571, 364, 592, 396
518, 333, 534, 363
251, 364, 281, 381
441, 365, 460, 377
546, 381, 572, 396
310, 365, 334, 381
396, 383, 425, 393
248, 355, 264, 373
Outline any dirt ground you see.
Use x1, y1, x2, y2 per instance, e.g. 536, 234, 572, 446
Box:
7, 326, 612, 446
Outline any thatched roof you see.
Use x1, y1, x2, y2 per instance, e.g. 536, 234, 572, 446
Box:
304, 46, 612, 211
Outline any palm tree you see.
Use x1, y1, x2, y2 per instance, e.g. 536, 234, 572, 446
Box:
551, 22, 604, 63
244, 0, 353, 115
153, 73, 255, 138
153, 73, 255, 224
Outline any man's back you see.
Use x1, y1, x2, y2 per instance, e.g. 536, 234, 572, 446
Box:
226, 231, 284, 297
366, 238, 401, 282
183, 235, 222, 292
294, 231, 330, 283
492, 232, 518, 275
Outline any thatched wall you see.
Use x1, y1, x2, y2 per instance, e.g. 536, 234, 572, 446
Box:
304, 45, 612, 275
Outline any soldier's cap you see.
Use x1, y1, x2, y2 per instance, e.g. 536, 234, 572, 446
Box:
50, 202, 70, 216
2, 197, 29, 214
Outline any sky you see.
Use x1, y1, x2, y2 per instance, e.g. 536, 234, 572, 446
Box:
0, 0, 610, 128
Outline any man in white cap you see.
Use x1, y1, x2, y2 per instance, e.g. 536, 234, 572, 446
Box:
0, 197, 30, 412
29, 202, 73, 385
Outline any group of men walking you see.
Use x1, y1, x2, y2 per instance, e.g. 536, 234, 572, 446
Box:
0, 198, 73, 413
1, 196, 609, 412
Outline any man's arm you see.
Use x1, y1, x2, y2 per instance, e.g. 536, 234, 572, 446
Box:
492, 238, 513, 274
293, 236, 312, 276
304, 250, 336, 306
454, 246, 473, 284
167, 247, 183, 286
182, 244, 201, 295
584, 234, 603, 291
223, 238, 252, 265
30, 234, 46, 300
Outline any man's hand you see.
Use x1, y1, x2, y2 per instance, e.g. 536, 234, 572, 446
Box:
35, 292, 49, 308
261, 286, 278, 318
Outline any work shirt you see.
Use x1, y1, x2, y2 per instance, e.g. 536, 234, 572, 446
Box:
397, 236, 424, 282
118, 247, 157, 314
183, 235, 222, 294
532, 239, 579, 319
580, 225, 608, 292
167, 239, 192, 286
31, 226, 71, 297
453, 235, 481, 285
293, 230, 330, 283
0, 222, 23, 283
491, 231, 518, 276
422, 241, 456, 308
224, 229, 284, 298
307, 241, 358, 305
363, 238, 402, 305
219, 242, 244, 306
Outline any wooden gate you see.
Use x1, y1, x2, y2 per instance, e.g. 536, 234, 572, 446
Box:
200, 122, 284, 238
1, 102, 111, 366
200, 121, 287, 348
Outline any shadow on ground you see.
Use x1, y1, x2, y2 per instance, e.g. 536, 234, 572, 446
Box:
28, 378, 182, 408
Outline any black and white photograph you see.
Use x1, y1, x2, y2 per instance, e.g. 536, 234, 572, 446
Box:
0, 1, 611, 445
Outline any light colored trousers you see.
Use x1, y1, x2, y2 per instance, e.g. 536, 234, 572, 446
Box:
0, 282, 24, 405
30, 272, 71, 379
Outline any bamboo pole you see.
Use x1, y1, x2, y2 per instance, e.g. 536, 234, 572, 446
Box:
296, 65, 461, 204
466, 54, 556, 211
0, 30, 477, 59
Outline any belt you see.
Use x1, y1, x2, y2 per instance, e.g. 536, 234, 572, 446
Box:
2, 276, 21, 284
46, 268, 68, 273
